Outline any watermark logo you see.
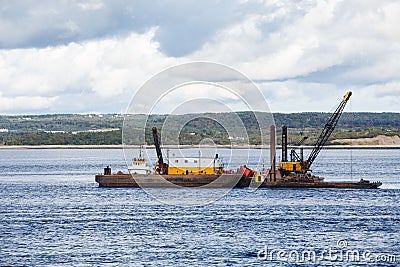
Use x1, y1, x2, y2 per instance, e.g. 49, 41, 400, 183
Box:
257, 239, 397, 264
122, 62, 274, 206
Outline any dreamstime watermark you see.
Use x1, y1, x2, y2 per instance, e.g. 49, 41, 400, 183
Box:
122, 62, 274, 206
257, 239, 397, 264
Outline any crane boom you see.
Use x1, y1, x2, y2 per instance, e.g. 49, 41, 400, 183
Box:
152, 127, 164, 165
305, 91, 352, 169
152, 127, 168, 174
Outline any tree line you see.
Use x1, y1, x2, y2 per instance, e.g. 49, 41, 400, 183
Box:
0, 112, 398, 145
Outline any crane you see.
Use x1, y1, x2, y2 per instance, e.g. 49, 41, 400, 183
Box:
278, 91, 352, 173
152, 127, 168, 174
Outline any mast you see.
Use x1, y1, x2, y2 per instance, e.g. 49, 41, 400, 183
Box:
281, 125, 288, 162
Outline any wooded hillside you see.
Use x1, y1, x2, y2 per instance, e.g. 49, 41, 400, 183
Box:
0, 112, 398, 145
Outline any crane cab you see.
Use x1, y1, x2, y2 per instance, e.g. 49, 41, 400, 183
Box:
278, 161, 302, 172
279, 125, 309, 173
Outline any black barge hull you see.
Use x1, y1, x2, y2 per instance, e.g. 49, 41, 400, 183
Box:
258, 181, 382, 189
95, 173, 381, 189
95, 173, 252, 188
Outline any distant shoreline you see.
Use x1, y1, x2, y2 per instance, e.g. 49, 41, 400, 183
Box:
0, 145, 399, 150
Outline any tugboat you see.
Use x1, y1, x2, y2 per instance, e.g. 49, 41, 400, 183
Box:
127, 146, 152, 175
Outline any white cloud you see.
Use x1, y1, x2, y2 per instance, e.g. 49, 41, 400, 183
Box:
194, 0, 400, 82
0, 29, 175, 113
0, 0, 243, 56
0, 93, 58, 113
188, 0, 400, 112
259, 80, 400, 113
0, 0, 399, 114
78, 1, 104, 11
150, 83, 248, 114
354, 82, 400, 111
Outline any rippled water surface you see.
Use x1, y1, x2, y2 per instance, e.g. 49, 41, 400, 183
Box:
1, 149, 399, 266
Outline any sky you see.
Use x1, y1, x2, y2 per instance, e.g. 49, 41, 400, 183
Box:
0, 0, 399, 114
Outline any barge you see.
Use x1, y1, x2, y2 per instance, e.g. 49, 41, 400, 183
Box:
95, 165, 381, 189
95, 92, 381, 189
251, 91, 381, 189
95, 166, 251, 188
259, 180, 382, 189
248, 166, 382, 189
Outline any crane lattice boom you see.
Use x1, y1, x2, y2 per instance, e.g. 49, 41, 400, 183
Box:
304, 91, 352, 170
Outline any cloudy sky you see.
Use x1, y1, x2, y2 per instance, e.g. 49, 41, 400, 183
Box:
0, 0, 399, 114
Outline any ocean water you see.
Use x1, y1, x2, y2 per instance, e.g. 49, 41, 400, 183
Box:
0, 149, 399, 266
